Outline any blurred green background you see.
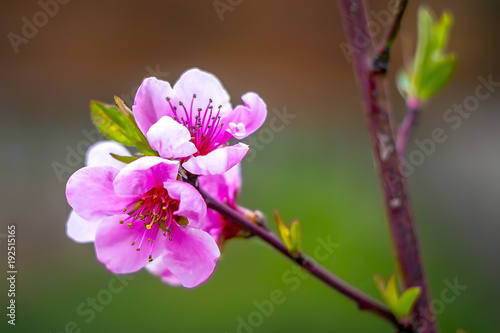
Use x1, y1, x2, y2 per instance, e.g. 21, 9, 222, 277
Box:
1, 0, 499, 332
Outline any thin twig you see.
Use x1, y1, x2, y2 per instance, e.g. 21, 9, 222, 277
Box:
338, 1, 438, 332
373, 0, 410, 74
196, 186, 401, 328
396, 102, 420, 157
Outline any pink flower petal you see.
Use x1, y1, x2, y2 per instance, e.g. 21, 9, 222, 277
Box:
198, 164, 241, 204
162, 223, 220, 288
198, 173, 227, 202
66, 210, 99, 243
66, 166, 138, 221
223, 164, 242, 205
172, 68, 232, 117
182, 143, 249, 176
113, 157, 179, 196
146, 255, 181, 286
163, 180, 207, 229
85, 141, 130, 169
95, 213, 164, 274
203, 210, 225, 242
146, 116, 197, 159
225, 92, 267, 140
133, 77, 174, 136
229, 122, 246, 138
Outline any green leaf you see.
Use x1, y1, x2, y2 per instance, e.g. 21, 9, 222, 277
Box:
273, 210, 292, 251
399, 6, 456, 103
385, 275, 400, 316
417, 55, 456, 101
110, 153, 140, 164
273, 210, 302, 257
373, 273, 423, 321
397, 287, 421, 318
90, 100, 158, 156
90, 101, 142, 146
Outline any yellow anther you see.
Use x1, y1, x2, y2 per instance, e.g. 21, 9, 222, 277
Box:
148, 255, 153, 262
127, 223, 132, 227
146, 221, 154, 230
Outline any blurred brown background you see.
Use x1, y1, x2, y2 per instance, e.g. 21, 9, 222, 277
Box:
1, 0, 499, 332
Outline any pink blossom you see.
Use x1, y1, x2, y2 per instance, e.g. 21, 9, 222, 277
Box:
146, 164, 245, 285
66, 141, 220, 288
133, 68, 267, 175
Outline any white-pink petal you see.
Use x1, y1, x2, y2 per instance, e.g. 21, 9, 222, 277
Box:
133, 77, 175, 136
172, 68, 232, 117
224, 164, 242, 205
66, 210, 99, 243
146, 255, 181, 287
147, 116, 197, 159
95, 214, 164, 274
198, 163, 241, 205
228, 122, 246, 138
113, 157, 180, 196
162, 223, 220, 288
225, 92, 267, 139
163, 180, 207, 229
85, 141, 130, 169
66, 166, 137, 221
182, 143, 249, 176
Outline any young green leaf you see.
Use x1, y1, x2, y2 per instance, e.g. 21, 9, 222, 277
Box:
397, 6, 456, 104
397, 287, 422, 318
90, 100, 157, 156
273, 210, 292, 251
384, 275, 400, 316
110, 153, 140, 164
273, 210, 301, 258
374, 273, 421, 321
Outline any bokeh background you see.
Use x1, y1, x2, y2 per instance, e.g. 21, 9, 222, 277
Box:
1, 0, 499, 332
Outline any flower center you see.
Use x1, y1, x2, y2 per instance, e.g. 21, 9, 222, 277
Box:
166, 95, 225, 155
120, 187, 181, 262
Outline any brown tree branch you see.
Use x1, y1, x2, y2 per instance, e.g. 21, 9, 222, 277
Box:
195, 185, 402, 328
338, 1, 439, 332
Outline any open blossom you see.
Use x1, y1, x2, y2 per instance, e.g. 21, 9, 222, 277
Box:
147, 164, 245, 286
133, 68, 267, 176
66, 141, 220, 288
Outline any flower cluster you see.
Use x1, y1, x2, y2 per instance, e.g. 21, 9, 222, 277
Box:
66, 68, 267, 288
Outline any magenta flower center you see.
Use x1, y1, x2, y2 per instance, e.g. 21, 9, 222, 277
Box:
166, 95, 225, 155
120, 187, 181, 262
